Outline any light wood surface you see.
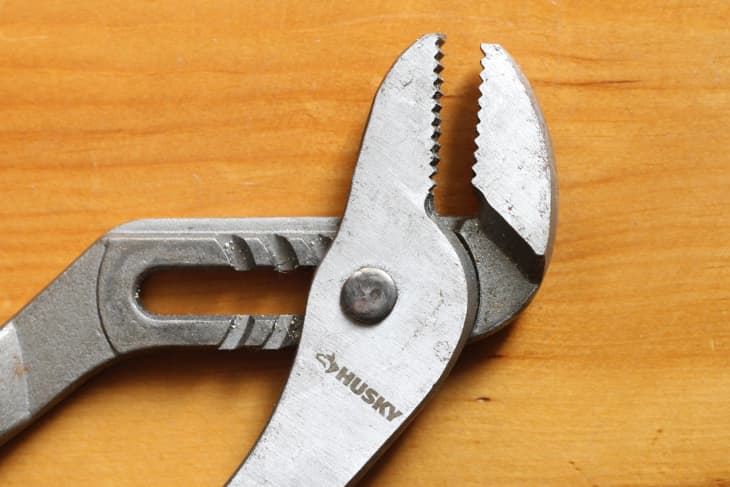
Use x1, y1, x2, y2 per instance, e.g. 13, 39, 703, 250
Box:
0, 1, 729, 485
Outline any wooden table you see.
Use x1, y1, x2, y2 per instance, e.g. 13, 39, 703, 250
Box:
0, 1, 728, 485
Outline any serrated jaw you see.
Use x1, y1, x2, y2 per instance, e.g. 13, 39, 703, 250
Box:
346, 33, 447, 217
473, 44, 557, 259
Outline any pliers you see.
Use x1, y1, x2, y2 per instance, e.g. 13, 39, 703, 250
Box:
0, 33, 557, 485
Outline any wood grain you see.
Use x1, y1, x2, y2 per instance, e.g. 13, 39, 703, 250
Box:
0, 1, 729, 485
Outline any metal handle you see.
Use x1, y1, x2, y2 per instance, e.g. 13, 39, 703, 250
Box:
0, 241, 116, 443
0, 217, 339, 446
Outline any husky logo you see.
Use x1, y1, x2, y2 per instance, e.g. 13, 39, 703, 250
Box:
315, 352, 339, 373
315, 352, 403, 422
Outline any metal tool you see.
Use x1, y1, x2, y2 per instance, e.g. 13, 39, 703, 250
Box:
0, 33, 556, 485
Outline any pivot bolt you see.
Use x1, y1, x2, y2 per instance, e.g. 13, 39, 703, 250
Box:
340, 267, 397, 324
